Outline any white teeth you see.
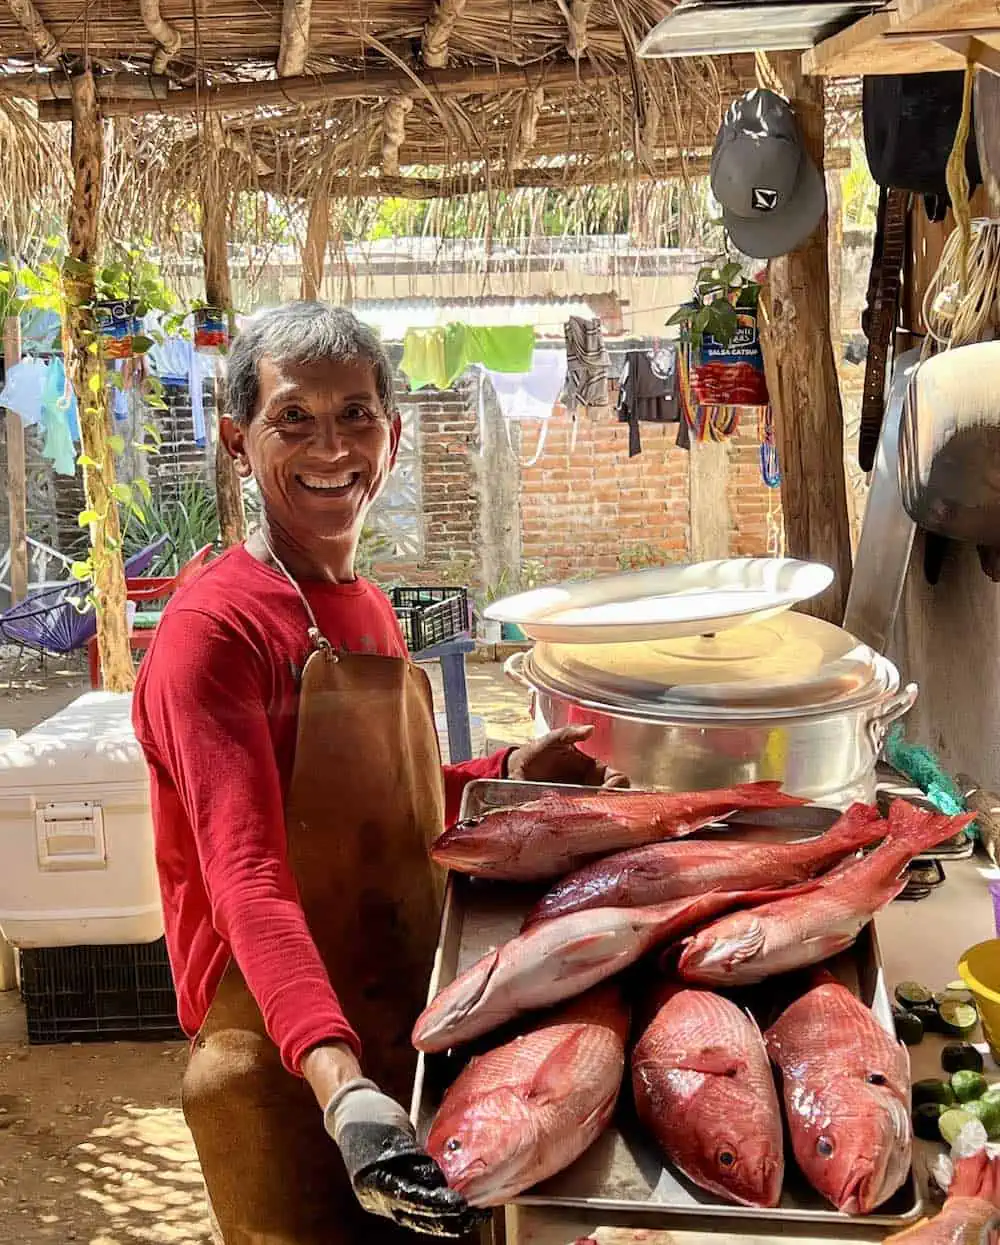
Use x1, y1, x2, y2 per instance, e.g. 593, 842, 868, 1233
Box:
300, 473, 357, 490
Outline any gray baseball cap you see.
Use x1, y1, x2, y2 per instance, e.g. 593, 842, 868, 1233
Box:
710, 88, 826, 259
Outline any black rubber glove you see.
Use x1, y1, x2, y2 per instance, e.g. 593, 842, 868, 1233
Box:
325, 1078, 488, 1238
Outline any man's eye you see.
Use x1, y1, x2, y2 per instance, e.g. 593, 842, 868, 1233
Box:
282, 407, 309, 424
343, 405, 375, 422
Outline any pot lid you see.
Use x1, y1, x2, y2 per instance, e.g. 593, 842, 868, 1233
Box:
485, 558, 834, 644
525, 611, 890, 719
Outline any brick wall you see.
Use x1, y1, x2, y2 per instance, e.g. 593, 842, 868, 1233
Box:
407, 385, 480, 578
520, 405, 691, 581
728, 414, 782, 557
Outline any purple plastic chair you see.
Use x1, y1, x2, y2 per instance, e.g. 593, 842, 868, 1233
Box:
0, 535, 170, 661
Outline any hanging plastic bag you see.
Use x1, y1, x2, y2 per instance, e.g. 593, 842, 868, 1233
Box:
689, 285, 769, 409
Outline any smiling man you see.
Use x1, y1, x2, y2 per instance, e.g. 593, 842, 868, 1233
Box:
132, 302, 623, 1245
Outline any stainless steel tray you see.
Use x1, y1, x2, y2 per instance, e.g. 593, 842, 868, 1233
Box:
411, 779, 923, 1231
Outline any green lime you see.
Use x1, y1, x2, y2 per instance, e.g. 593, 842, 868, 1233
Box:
893, 1008, 924, 1046
952, 1070, 989, 1103
941, 1043, 985, 1075
913, 1078, 958, 1108
940, 1000, 980, 1038
939, 1107, 977, 1146
913, 1102, 946, 1140
964, 1098, 1000, 1139
895, 981, 934, 1009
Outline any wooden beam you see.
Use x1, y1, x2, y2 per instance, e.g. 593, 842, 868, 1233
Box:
137, 0, 182, 75
300, 188, 329, 300
422, 0, 468, 69
3, 317, 27, 604
37, 57, 604, 122
803, 9, 968, 74
757, 52, 852, 623
277, 0, 313, 77
200, 118, 246, 550
65, 69, 134, 693
4, 0, 62, 63
689, 440, 730, 561
555, 0, 595, 59
381, 96, 413, 177
0, 71, 170, 100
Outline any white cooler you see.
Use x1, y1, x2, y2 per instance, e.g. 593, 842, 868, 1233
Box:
0, 691, 162, 949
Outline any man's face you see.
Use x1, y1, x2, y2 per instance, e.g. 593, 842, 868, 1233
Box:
222, 355, 400, 556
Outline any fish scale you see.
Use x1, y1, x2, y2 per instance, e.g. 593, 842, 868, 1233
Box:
765, 978, 911, 1215
632, 988, 784, 1208
426, 985, 629, 1207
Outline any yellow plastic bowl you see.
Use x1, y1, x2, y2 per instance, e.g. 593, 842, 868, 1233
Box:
958, 939, 1000, 1060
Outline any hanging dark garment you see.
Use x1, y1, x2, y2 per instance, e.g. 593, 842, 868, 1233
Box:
616, 347, 681, 457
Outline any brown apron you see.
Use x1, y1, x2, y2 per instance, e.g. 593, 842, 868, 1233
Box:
181, 557, 446, 1244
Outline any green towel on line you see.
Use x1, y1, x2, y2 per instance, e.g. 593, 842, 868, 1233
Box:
402, 324, 535, 390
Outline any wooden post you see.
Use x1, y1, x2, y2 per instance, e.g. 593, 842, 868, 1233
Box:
3, 316, 27, 602
65, 69, 134, 692
688, 441, 730, 561
756, 52, 852, 623
200, 123, 246, 549
300, 189, 329, 301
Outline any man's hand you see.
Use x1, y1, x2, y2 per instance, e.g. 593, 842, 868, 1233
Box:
324, 1079, 488, 1237
505, 724, 628, 788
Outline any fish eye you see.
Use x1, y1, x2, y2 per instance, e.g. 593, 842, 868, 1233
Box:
867, 1072, 888, 1086
446, 1138, 462, 1152
717, 1148, 736, 1169
456, 817, 484, 830
817, 1136, 835, 1158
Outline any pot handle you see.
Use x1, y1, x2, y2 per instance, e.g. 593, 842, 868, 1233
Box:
504, 650, 531, 690
866, 682, 918, 752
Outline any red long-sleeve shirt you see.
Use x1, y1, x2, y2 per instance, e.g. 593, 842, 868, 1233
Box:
132, 546, 505, 1075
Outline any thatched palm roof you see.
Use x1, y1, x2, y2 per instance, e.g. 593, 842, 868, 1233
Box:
0, 2, 762, 200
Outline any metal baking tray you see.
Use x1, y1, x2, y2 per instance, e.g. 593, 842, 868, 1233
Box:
411, 779, 923, 1231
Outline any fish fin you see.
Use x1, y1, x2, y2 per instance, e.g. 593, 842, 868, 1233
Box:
525, 1027, 589, 1106
554, 931, 626, 979
799, 931, 859, 960
725, 919, 766, 964
673, 1047, 744, 1078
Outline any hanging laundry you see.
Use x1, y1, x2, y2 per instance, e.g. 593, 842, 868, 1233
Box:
563, 316, 610, 414
402, 323, 535, 390
0, 357, 47, 426
148, 334, 213, 447
616, 346, 683, 458
44, 357, 80, 443
483, 349, 567, 466
38, 360, 77, 476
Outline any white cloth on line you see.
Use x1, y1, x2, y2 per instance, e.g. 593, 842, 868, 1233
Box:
483, 349, 567, 466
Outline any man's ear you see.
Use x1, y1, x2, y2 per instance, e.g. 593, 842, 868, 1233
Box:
388, 411, 402, 471
220, 414, 253, 480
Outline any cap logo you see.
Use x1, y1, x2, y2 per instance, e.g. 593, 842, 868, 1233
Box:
752, 187, 779, 212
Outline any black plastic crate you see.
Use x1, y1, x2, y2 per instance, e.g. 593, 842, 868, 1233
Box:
390, 586, 470, 652
19, 939, 184, 1044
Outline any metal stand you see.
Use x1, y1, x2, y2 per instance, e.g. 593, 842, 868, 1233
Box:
413, 633, 475, 763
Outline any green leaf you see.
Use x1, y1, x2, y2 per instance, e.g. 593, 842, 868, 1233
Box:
78, 509, 99, 527
693, 307, 712, 333
666, 307, 691, 327
71, 561, 92, 581
77, 453, 101, 470
129, 503, 147, 523
131, 334, 154, 355
112, 483, 132, 504
109, 434, 126, 454
135, 477, 152, 504
87, 371, 102, 394
62, 256, 91, 277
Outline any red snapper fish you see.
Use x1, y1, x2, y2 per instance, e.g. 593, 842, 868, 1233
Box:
426, 985, 629, 1207
431, 782, 808, 882
412, 889, 792, 1053
677, 801, 975, 986
765, 976, 911, 1215
526, 802, 885, 926
632, 987, 784, 1207
886, 1149, 1000, 1243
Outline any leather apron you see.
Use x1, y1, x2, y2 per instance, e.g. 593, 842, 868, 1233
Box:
181, 557, 446, 1244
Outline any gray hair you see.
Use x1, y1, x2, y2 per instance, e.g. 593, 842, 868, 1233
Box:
225, 301, 395, 423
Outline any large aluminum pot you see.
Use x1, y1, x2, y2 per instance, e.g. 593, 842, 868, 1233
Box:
506, 611, 917, 809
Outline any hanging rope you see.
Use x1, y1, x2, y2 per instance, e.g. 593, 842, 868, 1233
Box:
922, 218, 1000, 351
945, 57, 976, 295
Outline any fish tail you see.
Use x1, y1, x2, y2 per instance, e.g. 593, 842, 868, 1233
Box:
813, 802, 886, 855
885, 800, 976, 859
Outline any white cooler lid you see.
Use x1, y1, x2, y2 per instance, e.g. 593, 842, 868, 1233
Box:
0, 691, 147, 793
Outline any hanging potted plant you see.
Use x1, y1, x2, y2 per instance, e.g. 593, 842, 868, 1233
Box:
191, 299, 231, 354
92, 248, 178, 360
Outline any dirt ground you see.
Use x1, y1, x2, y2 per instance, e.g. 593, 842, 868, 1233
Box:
0, 650, 532, 1245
